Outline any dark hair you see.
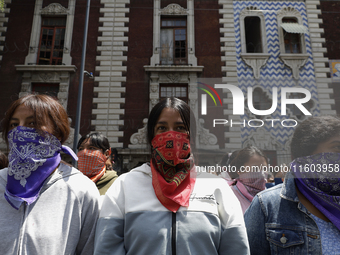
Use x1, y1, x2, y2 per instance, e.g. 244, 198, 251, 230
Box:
291, 115, 340, 159
77, 132, 111, 153
2, 94, 70, 144
222, 146, 268, 179
0, 151, 8, 169
146, 97, 196, 147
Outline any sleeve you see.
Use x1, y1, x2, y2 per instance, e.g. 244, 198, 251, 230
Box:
215, 181, 250, 255
94, 176, 126, 255
244, 195, 270, 255
75, 179, 101, 255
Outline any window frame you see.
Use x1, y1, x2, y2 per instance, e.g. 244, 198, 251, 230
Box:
277, 8, 306, 55
159, 84, 188, 103
37, 18, 66, 65
239, 7, 267, 54
160, 18, 188, 65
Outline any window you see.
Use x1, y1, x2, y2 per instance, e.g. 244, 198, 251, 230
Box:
32, 83, 59, 98
160, 19, 187, 65
38, 18, 66, 65
245, 16, 262, 53
160, 84, 188, 102
282, 18, 301, 53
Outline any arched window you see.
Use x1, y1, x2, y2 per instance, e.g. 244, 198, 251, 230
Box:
244, 16, 263, 53
240, 6, 267, 54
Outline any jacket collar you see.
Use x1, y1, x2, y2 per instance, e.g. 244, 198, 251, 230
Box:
280, 172, 300, 202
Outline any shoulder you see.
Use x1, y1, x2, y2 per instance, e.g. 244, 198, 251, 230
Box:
56, 163, 100, 199
246, 184, 283, 217
116, 163, 151, 183
104, 163, 151, 196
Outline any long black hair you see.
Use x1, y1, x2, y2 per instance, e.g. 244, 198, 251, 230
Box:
146, 97, 196, 148
77, 132, 110, 153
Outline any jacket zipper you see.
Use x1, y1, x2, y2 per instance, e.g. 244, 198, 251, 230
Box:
18, 204, 29, 254
172, 212, 177, 255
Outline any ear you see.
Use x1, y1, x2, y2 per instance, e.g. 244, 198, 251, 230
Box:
104, 148, 111, 159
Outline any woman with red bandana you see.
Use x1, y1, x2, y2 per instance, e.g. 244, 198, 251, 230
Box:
94, 97, 250, 255
77, 132, 118, 195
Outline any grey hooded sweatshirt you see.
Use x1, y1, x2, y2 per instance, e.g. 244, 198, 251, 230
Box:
0, 163, 100, 255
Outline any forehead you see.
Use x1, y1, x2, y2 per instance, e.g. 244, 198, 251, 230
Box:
12, 104, 34, 118
245, 154, 267, 165
81, 138, 92, 146
157, 108, 182, 121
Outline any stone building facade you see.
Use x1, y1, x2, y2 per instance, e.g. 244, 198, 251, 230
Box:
0, 0, 337, 170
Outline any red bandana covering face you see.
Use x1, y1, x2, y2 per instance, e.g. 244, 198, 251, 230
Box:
151, 131, 196, 212
77, 148, 109, 183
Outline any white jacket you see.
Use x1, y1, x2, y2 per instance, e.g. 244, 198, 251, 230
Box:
94, 163, 250, 255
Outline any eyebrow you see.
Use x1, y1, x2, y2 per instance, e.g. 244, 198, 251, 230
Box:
156, 121, 184, 125
10, 116, 35, 121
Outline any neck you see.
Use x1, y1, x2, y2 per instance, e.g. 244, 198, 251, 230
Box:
295, 184, 330, 222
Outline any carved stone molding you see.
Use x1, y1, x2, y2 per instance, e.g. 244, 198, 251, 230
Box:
160, 4, 188, 15
279, 54, 309, 80
15, 65, 77, 109
197, 119, 219, 149
41, 3, 68, 15
166, 73, 181, 83
129, 119, 148, 149
39, 72, 55, 82
240, 53, 270, 79
277, 6, 301, 20
150, 84, 158, 93
240, 6, 261, 16
151, 99, 159, 108
243, 128, 282, 151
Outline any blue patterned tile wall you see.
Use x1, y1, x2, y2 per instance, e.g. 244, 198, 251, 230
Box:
232, 1, 320, 147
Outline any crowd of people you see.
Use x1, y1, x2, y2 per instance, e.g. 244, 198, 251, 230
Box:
0, 94, 339, 254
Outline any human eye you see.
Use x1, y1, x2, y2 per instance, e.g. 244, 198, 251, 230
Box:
28, 121, 35, 127
176, 125, 187, 132
156, 125, 167, 131
9, 122, 19, 129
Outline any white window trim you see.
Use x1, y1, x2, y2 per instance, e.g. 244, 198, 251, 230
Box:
25, 0, 75, 65
277, 6, 307, 55
277, 7, 309, 80
16, 1, 77, 109
239, 6, 268, 54
239, 6, 270, 80
150, 1, 197, 67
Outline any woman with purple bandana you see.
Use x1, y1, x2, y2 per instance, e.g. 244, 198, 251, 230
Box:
0, 94, 100, 255
245, 116, 340, 254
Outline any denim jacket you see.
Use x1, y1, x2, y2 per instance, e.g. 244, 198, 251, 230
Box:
244, 172, 322, 255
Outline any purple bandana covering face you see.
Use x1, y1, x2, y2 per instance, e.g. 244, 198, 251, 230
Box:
5, 126, 78, 210
291, 152, 340, 231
